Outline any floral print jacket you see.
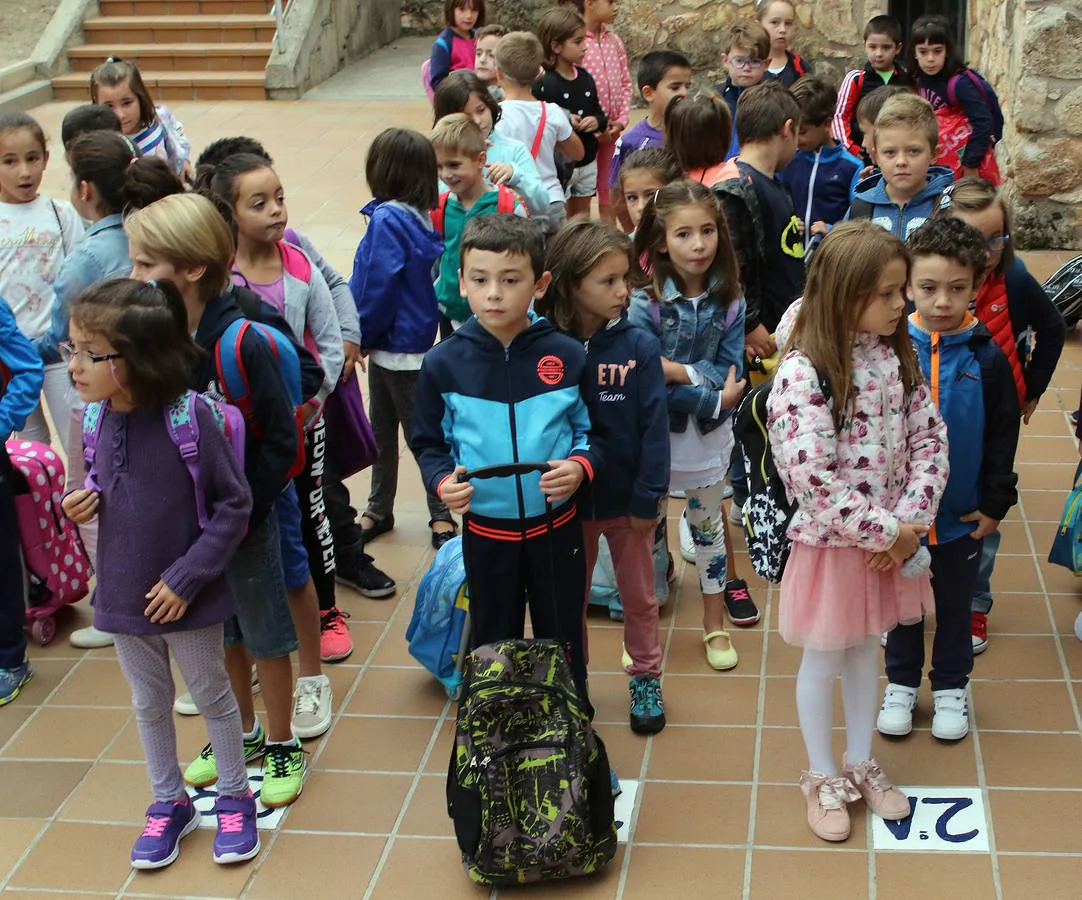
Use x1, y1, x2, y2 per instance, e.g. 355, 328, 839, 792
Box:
766, 301, 949, 552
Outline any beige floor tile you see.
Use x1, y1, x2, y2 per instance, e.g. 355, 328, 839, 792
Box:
988, 593, 1056, 634
989, 551, 1044, 590
971, 680, 1078, 730
998, 854, 1082, 900
990, 789, 1082, 852
666, 628, 764, 675
980, 732, 1082, 787
622, 846, 745, 900
1019, 489, 1075, 523
369, 837, 487, 900
5, 658, 80, 710
972, 635, 1067, 679
0, 819, 46, 880
1, 893, 114, 900
874, 852, 995, 898
246, 833, 385, 898
318, 715, 437, 772
424, 719, 458, 774
750, 848, 868, 898
281, 772, 411, 834
645, 725, 756, 782
58, 760, 150, 823
125, 826, 256, 897
754, 783, 869, 849
589, 673, 644, 725
104, 709, 214, 763
7, 821, 135, 892
593, 723, 646, 779
633, 782, 751, 844
0, 704, 31, 751
1016, 437, 1082, 465
398, 774, 451, 837
1015, 462, 1080, 490
870, 732, 979, 786
49, 658, 132, 707
2, 707, 130, 761
758, 727, 852, 784
346, 666, 450, 717
370, 625, 427, 667
0, 760, 94, 820
660, 674, 761, 726
763, 632, 803, 676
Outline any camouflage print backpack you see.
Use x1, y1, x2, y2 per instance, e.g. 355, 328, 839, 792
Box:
447, 638, 618, 886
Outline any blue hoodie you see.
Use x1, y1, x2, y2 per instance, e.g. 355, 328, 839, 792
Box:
783, 143, 863, 229
847, 165, 954, 240
0, 299, 44, 437
350, 199, 445, 355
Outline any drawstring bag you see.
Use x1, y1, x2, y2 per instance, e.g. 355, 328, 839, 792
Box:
324, 376, 377, 479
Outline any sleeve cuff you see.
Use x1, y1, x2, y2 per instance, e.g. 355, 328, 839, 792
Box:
569, 454, 595, 482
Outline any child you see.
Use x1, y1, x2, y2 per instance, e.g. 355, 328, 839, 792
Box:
434, 71, 549, 217
412, 214, 600, 700
608, 50, 692, 191
494, 32, 584, 234
758, 0, 812, 87
617, 147, 682, 231
351, 128, 457, 551
934, 178, 1066, 653
542, 220, 670, 733
853, 84, 914, 173
59, 103, 121, 153
0, 299, 43, 705
428, 0, 484, 93
767, 221, 949, 841
0, 113, 84, 448
473, 23, 507, 100
666, 92, 733, 188
848, 93, 954, 239
832, 15, 912, 161
629, 180, 748, 670
535, 6, 608, 219
60, 278, 257, 868
90, 57, 191, 178
713, 22, 772, 160
879, 216, 1019, 743
908, 13, 1002, 183
125, 194, 308, 809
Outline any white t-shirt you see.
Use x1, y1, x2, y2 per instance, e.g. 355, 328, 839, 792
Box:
494, 100, 573, 203
0, 195, 85, 339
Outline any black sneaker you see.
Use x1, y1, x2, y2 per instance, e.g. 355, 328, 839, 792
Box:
335, 554, 396, 599
723, 579, 761, 626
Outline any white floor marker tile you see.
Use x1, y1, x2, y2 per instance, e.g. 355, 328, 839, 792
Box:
614, 778, 639, 844
185, 765, 288, 831
871, 786, 988, 852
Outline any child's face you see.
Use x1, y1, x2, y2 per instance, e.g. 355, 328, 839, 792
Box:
128, 240, 204, 311
953, 205, 1007, 274
621, 169, 664, 228
586, 0, 617, 25
723, 47, 767, 88
0, 129, 47, 204
909, 254, 977, 333
855, 256, 907, 336
643, 66, 692, 118
232, 167, 287, 246
95, 82, 141, 135
660, 203, 718, 290
777, 120, 798, 168
475, 36, 500, 82
66, 322, 126, 405
760, 1, 795, 54
435, 147, 486, 196
460, 248, 550, 344
859, 117, 876, 160
796, 120, 832, 153
575, 250, 630, 331
452, 2, 479, 33
874, 126, 933, 198
864, 33, 900, 71
462, 91, 495, 138
915, 41, 948, 77
554, 27, 588, 67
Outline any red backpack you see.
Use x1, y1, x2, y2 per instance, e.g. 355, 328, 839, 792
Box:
430, 186, 520, 234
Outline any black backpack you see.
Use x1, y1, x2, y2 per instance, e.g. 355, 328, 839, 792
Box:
1044, 256, 1082, 327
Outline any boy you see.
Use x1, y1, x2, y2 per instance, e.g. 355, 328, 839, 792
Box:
848, 93, 954, 239
854, 83, 914, 176
473, 23, 508, 100
430, 114, 528, 329
60, 104, 121, 157
493, 31, 584, 234
832, 14, 912, 161
713, 22, 772, 160
412, 214, 600, 700
880, 216, 1019, 742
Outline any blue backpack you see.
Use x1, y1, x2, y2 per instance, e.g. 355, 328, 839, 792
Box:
405, 535, 470, 697
1049, 461, 1082, 575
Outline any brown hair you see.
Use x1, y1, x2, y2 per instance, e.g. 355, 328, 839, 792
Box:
855, 84, 914, 129
364, 128, 439, 210
933, 176, 1014, 275
789, 76, 837, 127
724, 22, 770, 58
0, 112, 47, 154
907, 215, 987, 285
429, 113, 486, 157
784, 220, 920, 428
757, 0, 796, 21
475, 23, 507, 40
665, 93, 732, 172
537, 6, 586, 68
616, 147, 682, 192
69, 131, 185, 215
90, 58, 156, 129
432, 71, 501, 127
541, 218, 632, 335
873, 93, 938, 152
495, 31, 544, 84
445, 0, 486, 29
735, 80, 801, 145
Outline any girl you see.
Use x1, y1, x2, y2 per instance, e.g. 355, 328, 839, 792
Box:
90, 58, 191, 179
629, 180, 747, 670
758, 0, 812, 87
433, 70, 550, 217
616, 147, 681, 232
350, 128, 455, 550
934, 177, 1066, 654
0, 112, 85, 448
766, 221, 948, 842
428, 0, 485, 93
543, 220, 670, 734
908, 14, 1002, 183
664, 93, 733, 188
60, 278, 257, 868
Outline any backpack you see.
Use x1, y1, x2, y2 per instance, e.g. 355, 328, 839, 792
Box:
405, 535, 470, 698
430, 186, 520, 235
947, 69, 1004, 143
421, 33, 451, 102
1049, 460, 1082, 575
791, 53, 806, 78
1043, 256, 1082, 327
848, 197, 873, 220
83, 391, 246, 530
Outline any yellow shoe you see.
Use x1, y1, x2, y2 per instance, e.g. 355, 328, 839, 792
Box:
621, 644, 633, 673
703, 630, 738, 670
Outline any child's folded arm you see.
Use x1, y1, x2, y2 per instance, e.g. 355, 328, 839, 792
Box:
0, 302, 44, 435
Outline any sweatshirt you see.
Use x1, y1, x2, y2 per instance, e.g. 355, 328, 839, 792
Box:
0, 299, 44, 436
847, 164, 955, 240
782, 143, 864, 229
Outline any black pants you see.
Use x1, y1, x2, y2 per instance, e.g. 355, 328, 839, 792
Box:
886, 537, 983, 691
0, 451, 28, 669
295, 417, 336, 611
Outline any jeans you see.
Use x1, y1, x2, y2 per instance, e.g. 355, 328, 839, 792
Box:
970, 527, 1000, 615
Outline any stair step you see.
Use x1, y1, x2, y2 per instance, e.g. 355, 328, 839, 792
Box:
68, 43, 271, 73
52, 71, 265, 102
99, 0, 271, 14
82, 15, 275, 43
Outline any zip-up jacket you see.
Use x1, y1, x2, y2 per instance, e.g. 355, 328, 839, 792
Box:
411, 314, 600, 525
909, 312, 1019, 543
832, 62, 913, 159
582, 25, 632, 127
847, 165, 955, 240
0, 299, 44, 436
578, 316, 669, 521
763, 50, 812, 88
783, 143, 863, 229
428, 26, 475, 91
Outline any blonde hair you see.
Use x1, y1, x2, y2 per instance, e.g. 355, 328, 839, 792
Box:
874, 93, 938, 152
429, 112, 486, 157
495, 31, 543, 84
124, 193, 234, 303
934, 176, 1014, 275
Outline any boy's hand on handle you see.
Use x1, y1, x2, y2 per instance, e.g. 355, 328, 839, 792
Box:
540, 459, 585, 504
486, 162, 514, 185
960, 511, 1000, 541
439, 465, 474, 515
887, 523, 929, 566
62, 489, 99, 525
145, 580, 189, 624
720, 366, 748, 409
745, 325, 777, 361
810, 220, 828, 237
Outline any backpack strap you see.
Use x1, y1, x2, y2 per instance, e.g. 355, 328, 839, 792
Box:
431, 191, 451, 234
531, 102, 548, 160
279, 240, 312, 284
164, 391, 210, 529
792, 53, 806, 77
82, 400, 109, 491
283, 227, 301, 247
947, 69, 986, 108
215, 319, 258, 431
848, 197, 873, 220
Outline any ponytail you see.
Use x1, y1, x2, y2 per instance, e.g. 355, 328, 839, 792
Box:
68, 131, 184, 215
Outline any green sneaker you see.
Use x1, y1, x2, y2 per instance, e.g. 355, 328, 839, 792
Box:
259, 742, 307, 808
183, 722, 266, 788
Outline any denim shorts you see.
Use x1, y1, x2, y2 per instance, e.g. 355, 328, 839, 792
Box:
566, 160, 598, 199
275, 481, 310, 591
223, 508, 299, 659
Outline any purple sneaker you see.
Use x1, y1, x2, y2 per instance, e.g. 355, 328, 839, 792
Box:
212, 793, 260, 864
131, 799, 198, 869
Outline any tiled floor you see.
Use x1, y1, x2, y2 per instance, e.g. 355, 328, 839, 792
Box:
3, 96, 1082, 898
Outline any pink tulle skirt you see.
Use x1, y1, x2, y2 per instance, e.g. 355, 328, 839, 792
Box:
779, 542, 933, 651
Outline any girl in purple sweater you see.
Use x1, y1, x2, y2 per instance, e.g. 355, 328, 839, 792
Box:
61, 278, 256, 872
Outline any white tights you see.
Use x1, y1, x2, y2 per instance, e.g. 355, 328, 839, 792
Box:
795, 636, 881, 776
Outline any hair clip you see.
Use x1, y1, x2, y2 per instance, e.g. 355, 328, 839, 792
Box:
146, 278, 158, 289
939, 184, 954, 209
105, 55, 123, 64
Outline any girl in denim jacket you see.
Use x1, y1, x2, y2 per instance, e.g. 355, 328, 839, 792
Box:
630, 180, 747, 671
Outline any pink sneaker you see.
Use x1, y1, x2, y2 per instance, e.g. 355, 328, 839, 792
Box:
319, 607, 353, 662
799, 771, 859, 842
843, 757, 911, 821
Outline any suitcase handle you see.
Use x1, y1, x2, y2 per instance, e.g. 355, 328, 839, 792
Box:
461, 462, 552, 481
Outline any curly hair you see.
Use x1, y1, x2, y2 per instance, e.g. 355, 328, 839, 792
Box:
907, 216, 987, 285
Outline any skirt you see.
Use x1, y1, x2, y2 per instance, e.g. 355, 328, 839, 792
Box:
779, 542, 932, 651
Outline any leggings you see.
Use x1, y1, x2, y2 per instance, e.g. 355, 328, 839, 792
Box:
684, 480, 728, 594
295, 417, 336, 609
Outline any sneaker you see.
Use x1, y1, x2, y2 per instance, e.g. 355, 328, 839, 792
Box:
880, 631, 889, 648
292, 675, 333, 740
319, 607, 354, 662
1075, 611, 1082, 642
176, 665, 260, 716
669, 489, 686, 499
629, 674, 666, 735
843, 757, 911, 821
130, 798, 198, 869
876, 684, 918, 737
70, 625, 114, 649
335, 552, 396, 599
678, 510, 695, 563
0, 659, 33, 707
212, 793, 260, 864
728, 500, 743, 527
260, 742, 306, 808
931, 688, 969, 740
721, 483, 734, 500
723, 579, 760, 626
798, 771, 859, 842
184, 722, 266, 787
971, 612, 989, 656
609, 767, 622, 797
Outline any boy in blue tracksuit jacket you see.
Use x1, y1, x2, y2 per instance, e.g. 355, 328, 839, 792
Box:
411, 215, 601, 699
882, 218, 1019, 743
1, 298, 44, 704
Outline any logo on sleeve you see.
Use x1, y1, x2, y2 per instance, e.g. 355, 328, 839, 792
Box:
537, 355, 565, 385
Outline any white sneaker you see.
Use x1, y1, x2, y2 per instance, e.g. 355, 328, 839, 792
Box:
174, 665, 260, 716
876, 683, 918, 736
728, 501, 743, 527
70, 626, 114, 649
292, 674, 333, 739
669, 489, 687, 499
1074, 611, 1082, 642
679, 510, 695, 563
880, 631, 889, 648
931, 688, 969, 740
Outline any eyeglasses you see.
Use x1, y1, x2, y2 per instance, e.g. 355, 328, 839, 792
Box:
986, 233, 1009, 251
729, 57, 765, 70
60, 342, 123, 365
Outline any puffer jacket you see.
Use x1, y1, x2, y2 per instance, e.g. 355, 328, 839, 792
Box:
766, 299, 949, 552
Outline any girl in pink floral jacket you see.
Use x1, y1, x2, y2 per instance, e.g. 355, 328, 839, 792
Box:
766, 222, 949, 844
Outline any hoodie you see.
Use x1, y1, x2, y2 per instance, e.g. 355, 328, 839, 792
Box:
848, 165, 954, 240
0, 299, 44, 436
783, 143, 863, 229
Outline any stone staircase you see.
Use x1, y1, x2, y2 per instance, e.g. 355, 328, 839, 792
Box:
51, 0, 276, 102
